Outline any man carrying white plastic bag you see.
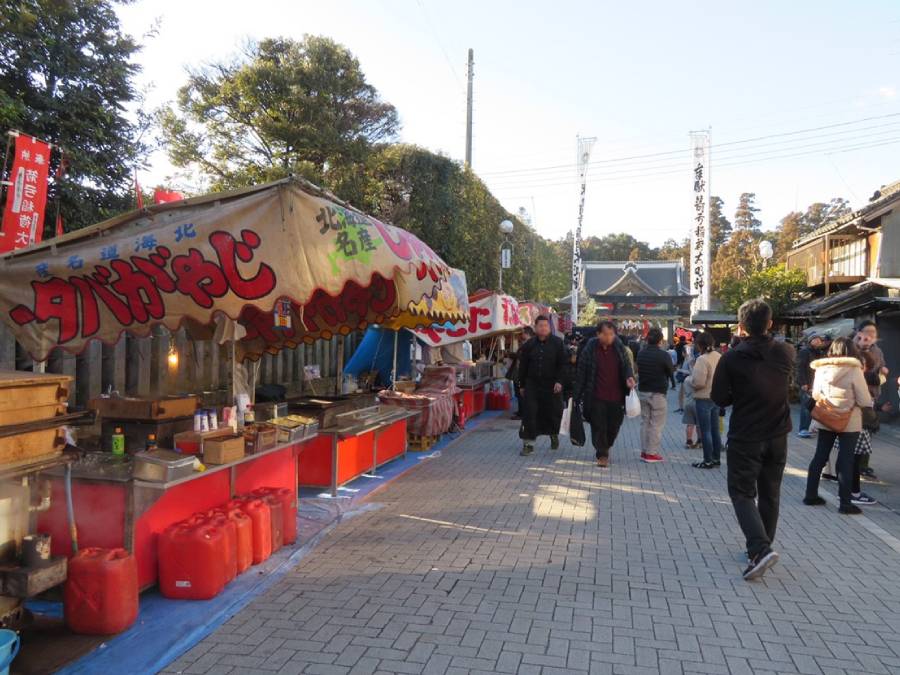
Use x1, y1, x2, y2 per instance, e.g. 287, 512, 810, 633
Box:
573, 321, 636, 468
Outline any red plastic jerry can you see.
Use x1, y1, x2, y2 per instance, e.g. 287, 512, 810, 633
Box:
65, 547, 138, 635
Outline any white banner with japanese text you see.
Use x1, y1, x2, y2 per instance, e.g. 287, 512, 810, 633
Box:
690, 132, 711, 313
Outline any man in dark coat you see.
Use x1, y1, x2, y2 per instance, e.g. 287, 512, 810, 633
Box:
517, 316, 566, 456
712, 299, 795, 581
795, 332, 826, 438
574, 320, 636, 467
507, 326, 534, 420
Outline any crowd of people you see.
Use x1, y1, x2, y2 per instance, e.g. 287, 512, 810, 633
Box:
512, 301, 892, 581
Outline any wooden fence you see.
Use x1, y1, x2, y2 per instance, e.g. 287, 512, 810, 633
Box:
0, 323, 362, 410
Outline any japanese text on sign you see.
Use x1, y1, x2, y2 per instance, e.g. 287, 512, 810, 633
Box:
9, 229, 277, 345
689, 133, 710, 312
0, 135, 52, 253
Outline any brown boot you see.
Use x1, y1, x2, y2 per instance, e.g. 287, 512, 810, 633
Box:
596, 457, 608, 468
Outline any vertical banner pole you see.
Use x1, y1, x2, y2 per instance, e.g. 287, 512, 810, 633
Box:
689, 130, 711, 316
572, 135, 596, 328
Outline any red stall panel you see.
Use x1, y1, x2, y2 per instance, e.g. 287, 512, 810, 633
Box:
375, 419, 407, 465
233, 445, 295, 494
297, 434, 334, 487
38, 479, 127, 557
336, 431, 375, 485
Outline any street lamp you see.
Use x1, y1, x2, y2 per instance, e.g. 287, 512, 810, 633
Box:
499, 219, 513, 291
759, 240, 773, 268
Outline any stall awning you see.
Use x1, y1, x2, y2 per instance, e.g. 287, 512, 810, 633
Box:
0, 178, 469, 361
415, 290, 523, 347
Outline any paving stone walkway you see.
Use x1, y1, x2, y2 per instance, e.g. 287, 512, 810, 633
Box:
163, 392, 900, 675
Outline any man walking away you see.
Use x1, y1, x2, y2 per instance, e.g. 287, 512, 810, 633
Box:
574, 320, 635, 467
796, 333, 826, 438
712, 299, 795, 581
517, 316, 566, 456
636, 327, 674, 463
508, 326, 534, 421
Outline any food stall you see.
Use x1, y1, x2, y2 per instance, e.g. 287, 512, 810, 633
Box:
0, 176, 469, 591
415, 291, 523, 421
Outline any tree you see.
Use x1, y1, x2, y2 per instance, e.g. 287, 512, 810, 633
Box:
657, 237, 690, 262
774, 197, 850, 262
775, 211, 803, 262
734, 192, 762, 231
711, 227, 764, 295
581, 233, 657, 261
718, 263, 807, 318
160, 35, 399, 204
710, 196, 732, 250
0, 0, 146, 232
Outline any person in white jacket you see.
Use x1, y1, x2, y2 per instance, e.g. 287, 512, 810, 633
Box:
687, 332, 723, 468
803, 337, 873, 514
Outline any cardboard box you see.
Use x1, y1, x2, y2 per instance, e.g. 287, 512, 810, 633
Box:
203, 434, 245, 465
173, 429, 233, 455
244, 425, 277, 455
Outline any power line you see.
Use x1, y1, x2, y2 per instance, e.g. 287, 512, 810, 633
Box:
482, 126, 900, 190
477, 109, 900, 178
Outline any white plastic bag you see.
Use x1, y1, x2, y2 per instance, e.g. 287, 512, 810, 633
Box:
559, 398, 573, 436
625, 389, 641, 418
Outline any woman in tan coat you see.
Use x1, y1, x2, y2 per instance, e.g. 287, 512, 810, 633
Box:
803, 338, 873, 514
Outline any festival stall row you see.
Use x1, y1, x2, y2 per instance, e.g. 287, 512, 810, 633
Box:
0, 177, 469, 600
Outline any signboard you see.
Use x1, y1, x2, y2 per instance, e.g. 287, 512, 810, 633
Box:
0, 180, 469, 361
689, 131, 711, 313
417, 292, 521, 347
1, 134, 52, 253
500, 245, 511, 269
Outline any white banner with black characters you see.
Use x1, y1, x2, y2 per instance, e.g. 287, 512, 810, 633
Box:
690, 132, 711, 313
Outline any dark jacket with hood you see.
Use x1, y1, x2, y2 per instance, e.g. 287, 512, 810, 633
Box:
573, 336, 634, 409
795, 343, 825, 389
711, 335, 796, 442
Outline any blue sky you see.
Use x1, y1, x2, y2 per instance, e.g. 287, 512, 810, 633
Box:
118, 0, 900, 245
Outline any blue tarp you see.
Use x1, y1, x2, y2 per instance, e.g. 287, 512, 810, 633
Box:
343, 326, 412, 387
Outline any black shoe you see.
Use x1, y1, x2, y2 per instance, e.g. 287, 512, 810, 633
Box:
821, 473, 837, 482
742, 549, 779, 581
803, 496, 826, 506
520, 444, 534, 456
861, 466, 877, 477
712, 460, 721, 466
692, 461, 716, 469
510, 414, 521, 421
550, 435, 559, 450
839, 504, 862, 515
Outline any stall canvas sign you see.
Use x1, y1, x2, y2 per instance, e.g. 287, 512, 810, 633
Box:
0, 135, 51, 253
417, 292, 520, 347
0, 180, 469, 361
689, 131, 711, 314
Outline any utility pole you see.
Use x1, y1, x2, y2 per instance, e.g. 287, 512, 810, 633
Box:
465, 48, 474, 167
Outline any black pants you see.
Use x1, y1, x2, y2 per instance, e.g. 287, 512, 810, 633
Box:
727, 435, 787, 558
588, 399, 625, 459
806, 429, 858, 507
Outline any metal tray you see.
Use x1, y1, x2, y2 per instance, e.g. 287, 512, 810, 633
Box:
132, 448, 195, 483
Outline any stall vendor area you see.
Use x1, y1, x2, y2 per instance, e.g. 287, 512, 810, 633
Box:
0, 178, 470, 673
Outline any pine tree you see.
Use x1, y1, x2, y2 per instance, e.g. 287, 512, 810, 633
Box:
734, 192, 762, 231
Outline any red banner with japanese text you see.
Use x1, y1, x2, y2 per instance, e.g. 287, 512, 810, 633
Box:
417, 291, 522, 347
0, 134, 51, 253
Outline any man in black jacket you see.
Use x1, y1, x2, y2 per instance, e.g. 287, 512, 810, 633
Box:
795, 333, 826, 438
574, 320, 636, 467
636, 327, 675, 463
712, 299, 795, 581
517, 316, 566, 456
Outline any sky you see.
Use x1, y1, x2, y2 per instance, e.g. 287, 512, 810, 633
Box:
117, 0, 900, 247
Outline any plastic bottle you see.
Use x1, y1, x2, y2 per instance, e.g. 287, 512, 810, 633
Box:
145, 433, 158, 452
111, 427, 125, 456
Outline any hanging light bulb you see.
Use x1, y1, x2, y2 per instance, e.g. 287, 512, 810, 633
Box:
167, 346, 179, 368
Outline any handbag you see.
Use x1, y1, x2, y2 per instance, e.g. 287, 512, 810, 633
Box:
559, 399, 573, 437
625, 389, 641, 418
811, 399, 852, 433
570, 401, 586, 447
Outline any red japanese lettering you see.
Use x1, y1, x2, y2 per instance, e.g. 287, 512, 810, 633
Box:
171, 249, 228, 308
209, 230, 276, 300
10, 278, 79, 344
109, 259, 165, 322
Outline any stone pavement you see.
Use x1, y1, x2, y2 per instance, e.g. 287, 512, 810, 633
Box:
163, 392, 900, 675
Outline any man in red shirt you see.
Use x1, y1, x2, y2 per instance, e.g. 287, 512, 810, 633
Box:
573, 321, 636, 467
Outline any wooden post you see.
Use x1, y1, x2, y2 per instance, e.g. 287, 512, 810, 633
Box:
0, 324, 15, 371
824, 234, 831, 297
335, 337, 344, 396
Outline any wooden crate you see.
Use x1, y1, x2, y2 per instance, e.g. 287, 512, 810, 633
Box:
407, 433, 439, 452
88, 395, 197, 421
0, 371, 71, 467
